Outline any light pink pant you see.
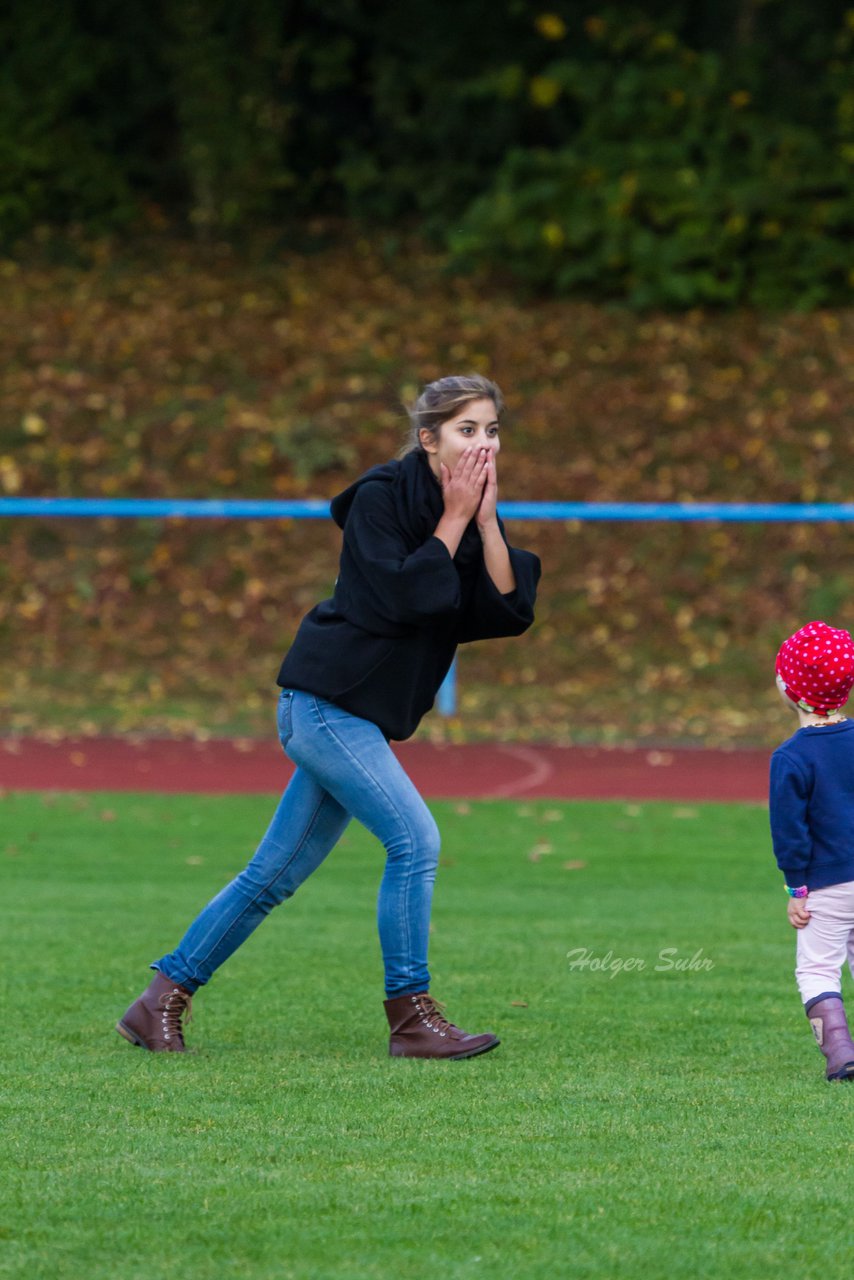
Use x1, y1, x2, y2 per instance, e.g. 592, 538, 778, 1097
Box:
795, 880, 854, 1004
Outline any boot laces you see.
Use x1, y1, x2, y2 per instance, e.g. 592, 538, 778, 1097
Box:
158, 987, 192, 1042
414, 994, 454, 1034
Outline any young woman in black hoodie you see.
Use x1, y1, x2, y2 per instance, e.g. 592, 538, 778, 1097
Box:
117, 374, 541, 1059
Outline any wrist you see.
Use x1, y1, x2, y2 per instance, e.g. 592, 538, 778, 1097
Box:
785, 884, 809, 898
436, 512, 470, 535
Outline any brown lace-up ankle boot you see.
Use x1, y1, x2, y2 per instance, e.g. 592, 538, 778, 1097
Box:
384, 992, 500, 1060
116, 972, 193, 1052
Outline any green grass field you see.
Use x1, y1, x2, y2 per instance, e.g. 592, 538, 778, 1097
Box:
2, 790, 853, 1280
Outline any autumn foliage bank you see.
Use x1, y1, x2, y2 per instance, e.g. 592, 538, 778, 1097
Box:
2, 236, 852, 746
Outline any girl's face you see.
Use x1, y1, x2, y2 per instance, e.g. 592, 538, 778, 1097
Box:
420, 397, 501, 476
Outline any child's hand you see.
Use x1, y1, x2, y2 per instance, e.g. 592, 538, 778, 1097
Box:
787, 896, 810, 928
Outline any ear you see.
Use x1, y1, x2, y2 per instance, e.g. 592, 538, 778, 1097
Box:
419, 427, 438, 455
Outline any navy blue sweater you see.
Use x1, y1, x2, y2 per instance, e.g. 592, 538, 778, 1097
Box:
277, 450, 541, 741
769, 720, 854, 890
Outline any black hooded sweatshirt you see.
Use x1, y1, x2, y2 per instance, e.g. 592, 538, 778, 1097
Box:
276, 448, 541, 740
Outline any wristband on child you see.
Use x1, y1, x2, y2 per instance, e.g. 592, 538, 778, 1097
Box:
785, 885, 809, 899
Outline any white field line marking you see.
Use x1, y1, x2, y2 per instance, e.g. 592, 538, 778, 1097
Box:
487, 745, 555, 798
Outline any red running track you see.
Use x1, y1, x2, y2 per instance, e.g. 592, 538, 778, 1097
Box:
0, 737, 770, 803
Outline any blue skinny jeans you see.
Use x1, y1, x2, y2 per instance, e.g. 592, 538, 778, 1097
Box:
154, 689, 440, 998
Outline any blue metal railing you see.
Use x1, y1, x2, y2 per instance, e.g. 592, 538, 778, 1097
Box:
4, 496, 853, 716
3, 497, 854, 522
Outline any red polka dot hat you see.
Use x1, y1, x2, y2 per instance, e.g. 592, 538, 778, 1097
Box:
776, 620, 854, 714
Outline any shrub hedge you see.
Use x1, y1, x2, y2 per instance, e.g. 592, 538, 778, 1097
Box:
1, 2, 851, 306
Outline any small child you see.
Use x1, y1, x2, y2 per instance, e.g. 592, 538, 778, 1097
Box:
770, 620, 854, 1081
